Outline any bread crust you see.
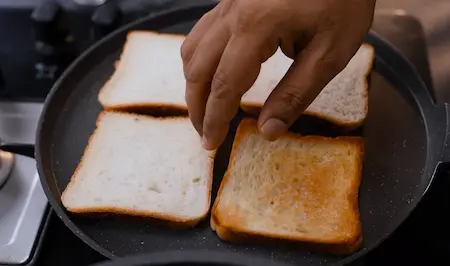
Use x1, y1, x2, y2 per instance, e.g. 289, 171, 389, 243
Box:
241, 43, 375, 129
103, 103, 188, 116
241, 103, 366, 129
61, 111, 215, 229
211, 118, 365, 255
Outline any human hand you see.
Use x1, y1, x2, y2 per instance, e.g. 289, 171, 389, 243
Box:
181, 0, 375, 150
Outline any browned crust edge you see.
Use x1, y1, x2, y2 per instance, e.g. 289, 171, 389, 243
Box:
241, 43, 375, 129
211, 214, 363, 255
61, 111, 215, 229
103, 103, 188, 117
211, 118, 365, 254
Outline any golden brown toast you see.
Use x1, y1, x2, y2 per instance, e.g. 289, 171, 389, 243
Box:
211, 118, 364, 255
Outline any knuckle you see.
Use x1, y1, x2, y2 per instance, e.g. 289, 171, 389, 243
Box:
233, 2, 264, 33
280, 87, 307, 112
184, 64, 203, 84
183, 68, 197, 83
235, 10, 254, 32
232, 1, 280, 34
180, 41, 193, 63
311, 36, 353, 76
210, 72, 229, 100
218, 0, 235, 17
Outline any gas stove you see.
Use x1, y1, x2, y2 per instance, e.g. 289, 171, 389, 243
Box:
0, 0, 192, 101
0, 102, 48, 266
0, 1, 448, 266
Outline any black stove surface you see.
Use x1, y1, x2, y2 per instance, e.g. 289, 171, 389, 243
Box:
32, 11, 450, 266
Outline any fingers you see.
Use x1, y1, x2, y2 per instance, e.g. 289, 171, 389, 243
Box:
181, 7, 219, 71
202, 36, 264, 150
258, 38, 348, 140
184, 22, 230, 134
278, 31, 310, 60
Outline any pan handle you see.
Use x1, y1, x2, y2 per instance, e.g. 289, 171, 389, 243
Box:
0, 143, 35, 158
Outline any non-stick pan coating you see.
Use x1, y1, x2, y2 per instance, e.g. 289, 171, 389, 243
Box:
36, 4, 449, 266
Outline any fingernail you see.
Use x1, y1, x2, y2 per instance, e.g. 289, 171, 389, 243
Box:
260, 118, 287, 141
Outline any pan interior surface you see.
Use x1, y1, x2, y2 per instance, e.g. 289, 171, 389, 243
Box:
88, 250, 293, 266
39, 12, 433, 266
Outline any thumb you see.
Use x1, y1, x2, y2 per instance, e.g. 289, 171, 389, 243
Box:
258, 39, 349, 140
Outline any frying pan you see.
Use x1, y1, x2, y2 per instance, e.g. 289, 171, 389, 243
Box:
10, 2, 449, 266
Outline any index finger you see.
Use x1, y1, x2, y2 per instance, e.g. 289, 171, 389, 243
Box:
201, 36, 269, 150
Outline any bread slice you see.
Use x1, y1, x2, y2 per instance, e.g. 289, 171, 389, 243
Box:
211, 118, 364, 254
61, 111, 215, 228
98, 31, 188, 115
99, 30, 373, 126
241, 44, 375, 128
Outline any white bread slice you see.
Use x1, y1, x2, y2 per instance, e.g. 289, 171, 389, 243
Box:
241, 44, 375, 127
99, 30, 373, 127
211, 119, 364, 254
98, 31, 188, 115
61, 111, 215, 228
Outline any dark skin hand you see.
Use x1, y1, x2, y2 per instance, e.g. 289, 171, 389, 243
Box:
181, 0, 376, 150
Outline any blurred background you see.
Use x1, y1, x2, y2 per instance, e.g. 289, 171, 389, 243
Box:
376, 0, 450, 102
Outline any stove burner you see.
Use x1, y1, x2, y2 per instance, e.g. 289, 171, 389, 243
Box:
0, 150, 13, 187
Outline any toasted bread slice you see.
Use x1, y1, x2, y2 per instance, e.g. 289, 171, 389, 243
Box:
61, 111, 215, 228
241, 44, 375, 128
211, 119, 364, 254
98, 31, 188, 115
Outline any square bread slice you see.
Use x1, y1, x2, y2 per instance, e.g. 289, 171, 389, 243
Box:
61, 111, 214, 228
241, 44, 375, 127
98, 31, 188, 115
211, 119, 365, 254
98, 30, 373, 126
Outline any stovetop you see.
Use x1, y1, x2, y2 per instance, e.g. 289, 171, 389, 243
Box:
0, 7, 449, 266
0, 102, 48, 266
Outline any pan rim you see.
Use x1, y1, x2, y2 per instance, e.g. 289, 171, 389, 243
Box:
35, 2, 443, 266
90, 250, 293, 266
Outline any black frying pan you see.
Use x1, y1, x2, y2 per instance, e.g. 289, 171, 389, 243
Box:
22, 2, 450, 266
